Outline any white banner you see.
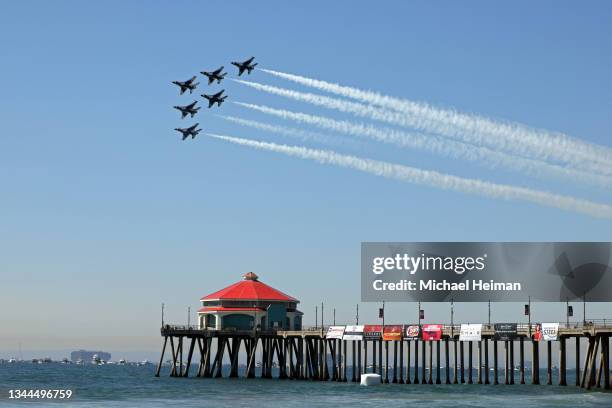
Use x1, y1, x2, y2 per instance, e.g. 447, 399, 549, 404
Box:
326, 325, 345, 339
459, 324, 482, 341
541, 323, 559, 341
343, 325, 364, 341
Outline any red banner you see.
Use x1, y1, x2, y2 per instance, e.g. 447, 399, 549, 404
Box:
363, 325, 382, 340
382, 325, 402, 341
422, 324, 443, 341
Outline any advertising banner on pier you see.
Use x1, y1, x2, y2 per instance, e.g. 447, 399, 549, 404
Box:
326, 326, 345, 339
382, 325, 403, 341
541, 323, 559, 341
363, 325, 382, 340
343, 325, 364, 341
459, 324, 482, 341
422, 324, 443, 341
404, 325, 420, 339
361, 242, 612, 302
494, 323, 518, 341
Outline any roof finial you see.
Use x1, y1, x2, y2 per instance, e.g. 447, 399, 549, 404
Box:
243, 271, 259, 281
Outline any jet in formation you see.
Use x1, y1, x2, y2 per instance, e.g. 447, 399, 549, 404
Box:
174, 123, 201, 140
202, 89, 227, 108
172, 76, 199, 95
201, 66, 227, 85
231, 57, 257, 76
173, 101, 200, 119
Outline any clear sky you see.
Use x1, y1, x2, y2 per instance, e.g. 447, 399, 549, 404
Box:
1, 1, 611, 358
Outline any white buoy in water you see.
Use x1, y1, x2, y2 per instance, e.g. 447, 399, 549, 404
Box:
360, 373, 382, 386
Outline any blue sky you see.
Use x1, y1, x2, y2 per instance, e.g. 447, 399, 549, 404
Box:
1, 1, 611, 355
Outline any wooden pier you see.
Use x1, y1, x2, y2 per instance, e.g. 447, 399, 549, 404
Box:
156, 322, 611, 390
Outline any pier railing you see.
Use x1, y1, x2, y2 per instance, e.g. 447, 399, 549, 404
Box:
161, 320, 612, 338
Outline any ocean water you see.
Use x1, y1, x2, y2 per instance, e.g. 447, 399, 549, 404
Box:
1, 363, 610, 407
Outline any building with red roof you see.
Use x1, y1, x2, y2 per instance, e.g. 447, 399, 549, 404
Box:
197, 272, 303, 331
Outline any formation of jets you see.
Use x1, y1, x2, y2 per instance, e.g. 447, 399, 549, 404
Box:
172, 57, 257, 141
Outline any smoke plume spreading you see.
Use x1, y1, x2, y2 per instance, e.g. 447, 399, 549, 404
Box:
207, 133, 612, 219
259, 69, 612, 173
234, 102, 612, 188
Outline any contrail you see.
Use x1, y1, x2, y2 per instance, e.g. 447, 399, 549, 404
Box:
259, 69, 612, 172
234, 102, 612, 188
215, 115, 362, 148
206, 133, 612, 219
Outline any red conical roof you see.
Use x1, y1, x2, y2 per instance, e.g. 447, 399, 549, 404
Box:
201, 273, 298, 302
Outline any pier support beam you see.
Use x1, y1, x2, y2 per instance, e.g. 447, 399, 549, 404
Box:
467, 341, 473, 384
378, 339, 383, 380
510, 340, 515, 384
371, 339, 376, 375
399, 340, 404, 384
484, 338, 489, 384
504, 340, 509, 385
343, 340, 348, 382
351, 341, 357, 382
546, 340, 552, 385
460, 340, 465, 383
364, 340, 368, 375
519, 337, 525, 384
405, 340, 411, 384
184, 337, 196, 377
155, 336, 167, 377
493, 340, 499, 385
603, 336, 610, 390
428, 341, 433, 384
576, 337, 581, 386
357, 340, 362, 378
384, 341, 389, 383
422, 340, 427, 384
453, 339, 458, 384
414, 340, 420, 384
532, 340, 540, 385
392, 341, 398, 383
559, 337, 566, 386
477, 340, 482, 384
445, 338, 451, 384
436, 340, 441, 384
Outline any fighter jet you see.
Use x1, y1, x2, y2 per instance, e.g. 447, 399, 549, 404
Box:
172, 76, 199, 95
201, 66, 227, 85
231, 57, 257, 76
173, 101, 200, 119
201, 89, 227, 108
174, 123, 201, 140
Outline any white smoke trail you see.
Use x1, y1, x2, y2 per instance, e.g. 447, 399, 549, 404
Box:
260, 69, 612, 172
215, 115, 362, 148
206, 133, 612, 219
234, 102, 612, 188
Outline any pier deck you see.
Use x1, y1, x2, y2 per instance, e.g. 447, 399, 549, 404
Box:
156, 321, 611, 390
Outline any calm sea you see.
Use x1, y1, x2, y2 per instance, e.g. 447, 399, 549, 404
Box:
1, 363, 610, 407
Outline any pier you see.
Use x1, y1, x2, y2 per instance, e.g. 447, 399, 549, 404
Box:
156, 321, 611, 390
